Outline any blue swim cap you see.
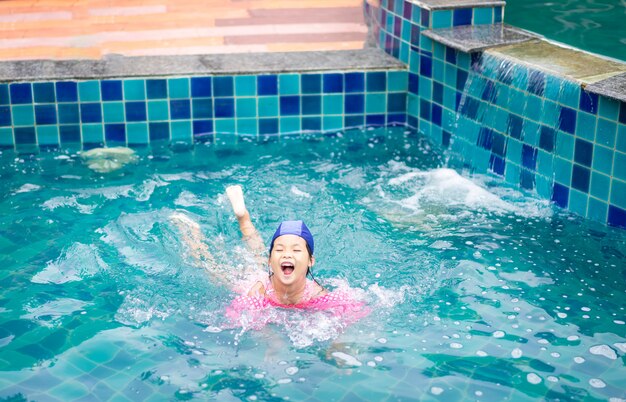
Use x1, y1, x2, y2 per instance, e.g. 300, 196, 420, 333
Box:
269, 220, 314, 255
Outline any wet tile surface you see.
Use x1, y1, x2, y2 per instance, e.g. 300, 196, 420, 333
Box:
422, 23, 537, 53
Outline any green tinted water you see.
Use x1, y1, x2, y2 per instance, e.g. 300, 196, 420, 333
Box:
506, 0, 626, 62
0, 127, 625, 401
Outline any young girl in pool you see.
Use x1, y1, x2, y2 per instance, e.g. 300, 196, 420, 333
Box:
171, 185, 367, 326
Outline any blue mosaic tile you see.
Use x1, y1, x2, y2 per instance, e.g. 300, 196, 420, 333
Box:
596, 118, 617, 147
587, 197, 608, 222
453, 8, 472, 26
302, 95, 321, 115
0, 84, 9, 105
420, 54, 432, 78
235, 75, 256, 96
559, 80, 580, 108
169, 99, 191, 120
126, 102, 148, 122
552, 182, 569, 207
345, 114, 365, 127
55, 82, 78, 103
494, 6, 503, 22
345, 94, 365, 114
149, 122, 170, 140
617, 124, 626, 153
258, 97, 278, 117
556, 131, 574, 159
507, 114, 523, 139
615, 152, 626, 181
490, 154, 505, 175
619, 101, 626, 124
12, 105, 34, 126
169, 78, 190, 99
323, 95, 343, 114
568, 189, 589, 215
367, 114, 386, 126
403, 1, 412, 19
103, 102, 124, 123
544, 75, 561, 101
559, 107, 577, 134
278, 96, 298, 116
35, 105, 57, 125
592, 144, 614, 175
60, 125, 81, 143
598, 96, 619, 120
554, 156, 572, 185
572, 164, 590, 192
432, 10, 452, 28
258, 75, 278, 96
303, 116, 322, 131
280, 116, 300, 133
574, 139, 593, 167
536, 174, 552, 198
80, 103, 102, 123
520, 168, 535, 190
323, 73, 343, 93
610, 179, 626, 210
10, 83, 33, 104
523, 120, 540, 146
474, 7, 493, 24
298, 74, 321, 95
171, 120, 192, 142
14, 126, 36, 144
146, 79, 167, 99
101, 80, 123, 101
37, 126, 59, 146
575, 110, 596, 141
213, 76, 234, 97
148, 101, 169, 121
388, 93, 406, 113
278, 74, 299, 95
259, 118, 279, 134
33, 82, 55, 103
420, 8, 429, 27
537, 149, 554, 175
607, 205, 626, 228
590, 171, 610, 200
214, 98, 235, 118
419, 99, 431, 120
579, 90, 598, 114
388, 71, 407, 92
127, 122, 149, 144
191, 77, 211, 98
105, 123, 126, 143
193, 98, 213, 119
367, 93, 386, 113
456, 70, 468, 90
0, 106, 11, 126
522, 144, 537, 170
193, 119, 213, 135
124, 80, 145, 101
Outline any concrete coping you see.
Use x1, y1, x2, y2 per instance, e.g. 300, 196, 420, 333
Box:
422, 23, 538, 53
489, 40, 626, 102
0, 48, 406, 83
411, 0, 505, 11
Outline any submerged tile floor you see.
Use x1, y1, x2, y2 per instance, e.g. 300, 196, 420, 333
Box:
0, 0, 367, 60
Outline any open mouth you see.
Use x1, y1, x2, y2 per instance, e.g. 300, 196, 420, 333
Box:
281, 262, 295, 276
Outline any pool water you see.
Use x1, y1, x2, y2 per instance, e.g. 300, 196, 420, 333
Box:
1, 127, 625, 401
506, 0, 626, 62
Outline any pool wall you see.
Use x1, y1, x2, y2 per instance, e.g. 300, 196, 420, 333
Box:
364, 0, 626, 228
0, 52, 407, 150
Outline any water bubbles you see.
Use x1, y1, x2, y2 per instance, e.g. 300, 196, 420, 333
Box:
511, 348, 523, 358
613, 343, 626, 353
574, 357, 585, 364
374, 356, 383, 362
492, 331, 505, 338
589, 378, 606, 388
567, 335, 579, 341
557, 312, 567, 318
285, 367, 299, 376
277, 378, 292, 384
377, 338, 388, 344
589, 345, 617, 360
430, 387, 444, 395
450, 343, 463, 349
614, 320, 625, 325
476, 350, 488, 357
526, 373, 542, 385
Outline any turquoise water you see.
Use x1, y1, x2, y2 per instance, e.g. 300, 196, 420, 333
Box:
1, 127, 625, 401
506, 0, 626, 62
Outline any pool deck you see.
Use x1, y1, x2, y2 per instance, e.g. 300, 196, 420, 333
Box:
0, 0, 367, 61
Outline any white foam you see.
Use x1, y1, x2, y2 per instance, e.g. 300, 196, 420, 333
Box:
290, 186, 311, 198
32, 243, 108, 284
175, 191, 203, 207
42, 196, 96, 214
331, 352, 362, 367
430, 387, 444, 395
429, 240, 454, 250
589, 345, 617, 360
13, 183, 41, 194
21, 298, 89, 327
361, 165, 552, 228
613, 343, 626, 353
589, 378, 606, 388
527, 373, 542, 385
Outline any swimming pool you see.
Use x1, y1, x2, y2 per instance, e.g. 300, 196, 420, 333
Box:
505, 0, 626, 62
1, 126, 625, 400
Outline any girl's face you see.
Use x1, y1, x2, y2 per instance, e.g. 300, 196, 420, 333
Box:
269, 235, 315, 287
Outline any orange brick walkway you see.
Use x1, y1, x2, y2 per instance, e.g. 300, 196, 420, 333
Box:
0, 0, 367, 61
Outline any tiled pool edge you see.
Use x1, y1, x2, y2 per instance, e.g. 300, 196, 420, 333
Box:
0, 49, 409, 150
365, 0, 626, 228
